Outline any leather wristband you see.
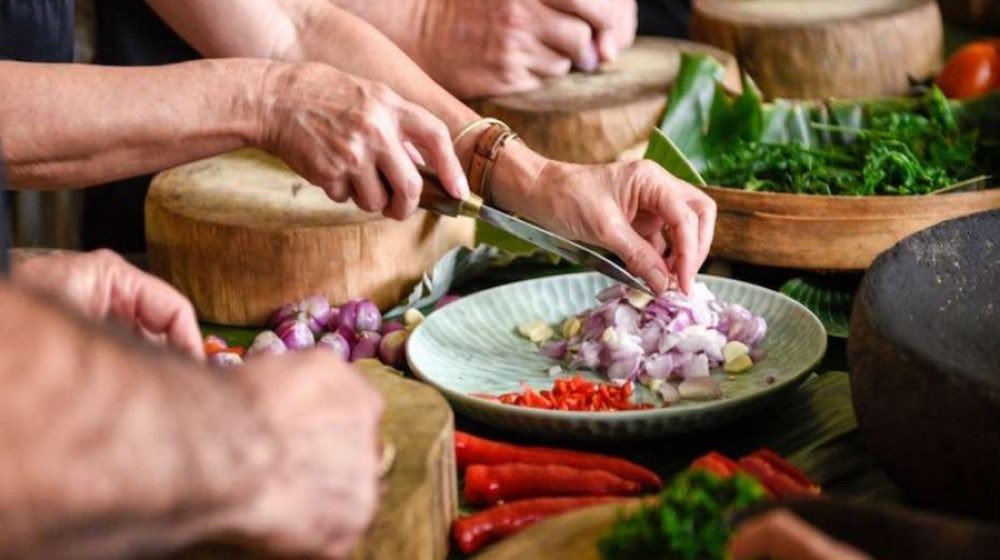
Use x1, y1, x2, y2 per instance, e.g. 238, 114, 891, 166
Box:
466, 123, 519, 207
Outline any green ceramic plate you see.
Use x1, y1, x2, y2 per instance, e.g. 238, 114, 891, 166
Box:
407, 273, 827, 441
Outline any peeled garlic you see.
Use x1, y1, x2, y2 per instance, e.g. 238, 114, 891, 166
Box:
403, 308, 425, 330
723, 341, 750, 363
518, 320, 554, 343
724, 354, 754, 374
625, 288, 655, 310
561, 317, 582, 339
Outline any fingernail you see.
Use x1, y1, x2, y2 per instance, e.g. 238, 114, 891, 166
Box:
649, 268, 669, 293
601, 34, 618, 61
578, 46, 599, 73
456, 173, 470, 198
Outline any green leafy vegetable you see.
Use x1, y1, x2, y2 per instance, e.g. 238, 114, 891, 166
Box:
650, 54, 1000, 196
598, 470, 767, 560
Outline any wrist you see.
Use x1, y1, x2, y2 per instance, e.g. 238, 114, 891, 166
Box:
224, 58, 283, 151
489, 142, 548, 216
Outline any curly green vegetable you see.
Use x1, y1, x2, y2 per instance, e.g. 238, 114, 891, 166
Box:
702, 88, 981, 196
598, 470, 768, 560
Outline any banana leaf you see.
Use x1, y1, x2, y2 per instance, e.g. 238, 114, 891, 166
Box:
780, 277, 856, 339
648, 53, 1000, 192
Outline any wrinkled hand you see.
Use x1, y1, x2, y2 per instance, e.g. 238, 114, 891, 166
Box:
415, 0, 638, 97
230, 352, 383, 559
12, 249, 203, 358
518, 160, 716, 294
729, 511, 873, 560
260, 62, 468, 219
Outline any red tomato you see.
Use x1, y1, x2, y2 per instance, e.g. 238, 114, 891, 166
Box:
937, 41, 1000, 99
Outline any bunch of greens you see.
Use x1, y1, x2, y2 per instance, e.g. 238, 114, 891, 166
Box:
646, 54, 999, 196
598, 470, 767, 560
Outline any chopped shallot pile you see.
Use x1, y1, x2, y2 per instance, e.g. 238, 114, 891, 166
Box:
520, 282, 768, 405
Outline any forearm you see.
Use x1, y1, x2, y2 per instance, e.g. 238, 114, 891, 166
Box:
146, 0, 544, 211
0, 59, 266, 189
0, 285, 273, 560
322, 0, 427, 64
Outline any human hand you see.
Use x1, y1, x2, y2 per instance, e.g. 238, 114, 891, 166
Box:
229, 352, 383, 559
12, 249, 203, 359
413, 0, 637, 97
729, 510, 873, 560
259, 62, 468, 219
509, 159, 716, 294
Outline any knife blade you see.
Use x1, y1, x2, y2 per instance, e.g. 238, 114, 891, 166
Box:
417, 171, 652, 295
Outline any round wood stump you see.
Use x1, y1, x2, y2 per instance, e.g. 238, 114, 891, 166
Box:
691, 0, 944, 99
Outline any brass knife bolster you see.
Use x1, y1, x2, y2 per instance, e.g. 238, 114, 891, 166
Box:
457, 193, 485, 219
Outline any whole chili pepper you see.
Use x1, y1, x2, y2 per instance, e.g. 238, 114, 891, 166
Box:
748, 448, 820, 494
454, 432, 662, 490
738, 455, 819, 499
452, 496, 626, 554
690, 451, 741, 479
463, 463, 642, 506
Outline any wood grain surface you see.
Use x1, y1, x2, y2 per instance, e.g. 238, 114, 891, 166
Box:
472, 37, 738, 163
145, 149, 475, 326
474, 500, 642, 560
691, 0, 944, 99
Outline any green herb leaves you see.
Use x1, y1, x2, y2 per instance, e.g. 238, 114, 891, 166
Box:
598, 470, 767, 560
649, 54, 992, 196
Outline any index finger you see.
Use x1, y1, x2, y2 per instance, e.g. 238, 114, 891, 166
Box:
130, 277, 205, 360
398, 105, 469, 200
645, 183, 699, 294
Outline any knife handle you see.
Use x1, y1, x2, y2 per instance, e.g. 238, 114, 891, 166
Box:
418, 171, 483, 219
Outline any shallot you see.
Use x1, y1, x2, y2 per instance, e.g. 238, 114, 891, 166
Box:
248, 330, 288, 357
530, 282, 768, 404
379, 330, 408, 367
317, 332, 351, 361
355, 300, 382, 332
277, 319, 315, 351
351, 331, 382, 361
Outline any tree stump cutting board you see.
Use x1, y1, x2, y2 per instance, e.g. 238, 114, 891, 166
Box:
691, 0, 944, 99
471, 37, 738, 163
172, 360, 457, 560
145, 149, 475, 326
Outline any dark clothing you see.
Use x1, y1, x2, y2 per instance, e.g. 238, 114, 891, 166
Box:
79, 1, 198, 252
637, 0, 692, 38
0, 0, 74, 266
0, 0, 74, 62
0, 156, 10, 276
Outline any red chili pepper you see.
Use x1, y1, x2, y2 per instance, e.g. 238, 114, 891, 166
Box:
749, 449, 820, 494
737, 455, 819, 499
690, 452, 741, 479
479, 376, 653, 412
451, 496, 626, 554
463, 463, 642, 506
454, 432, 662, 490
203, 337, 228, 356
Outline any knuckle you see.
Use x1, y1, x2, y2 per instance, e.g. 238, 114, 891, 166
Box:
494, 1, 527, 29
90, 248, 124, 266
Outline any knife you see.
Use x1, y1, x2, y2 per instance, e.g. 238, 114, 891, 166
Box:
417, 172, 653, 295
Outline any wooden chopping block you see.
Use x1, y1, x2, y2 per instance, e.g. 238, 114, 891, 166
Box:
145, 149, 475, 326
173, 361, 457, 560
691, 0, 944, 99
471, 37, 738, 163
